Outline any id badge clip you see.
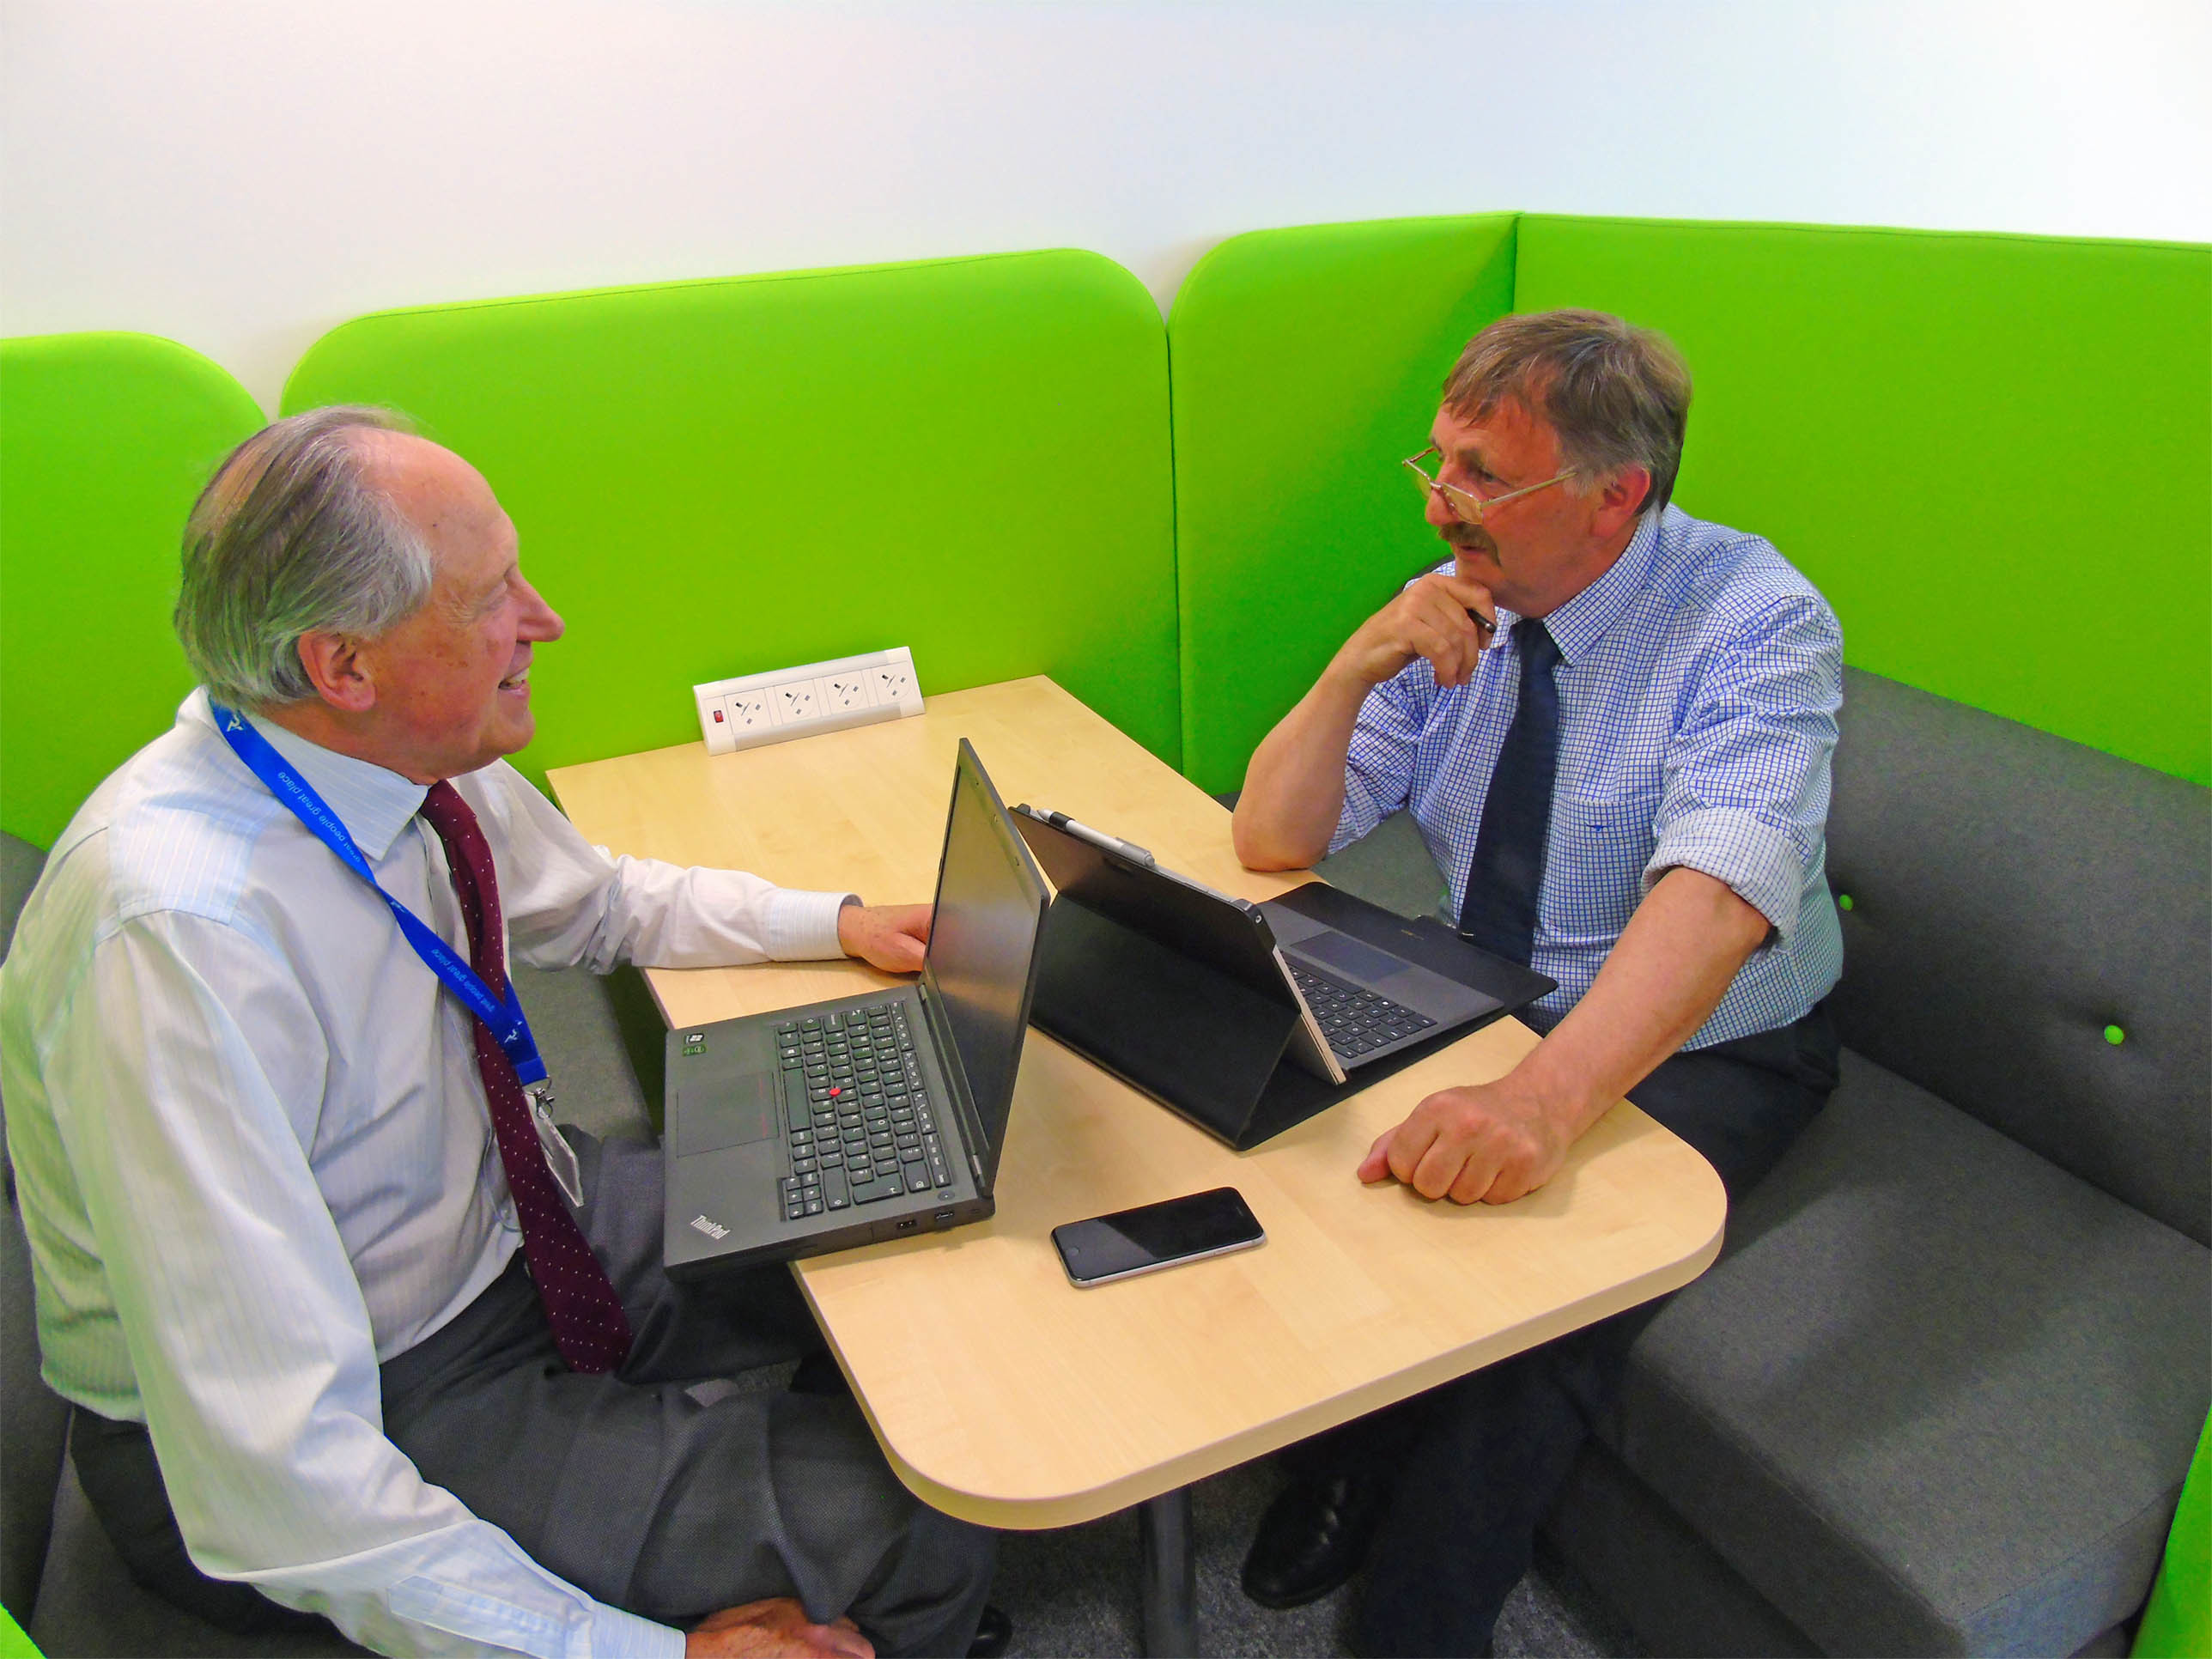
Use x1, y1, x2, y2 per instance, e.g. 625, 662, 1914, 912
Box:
526, 1080, 586, 1207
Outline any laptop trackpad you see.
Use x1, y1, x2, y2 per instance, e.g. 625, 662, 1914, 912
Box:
1297, 928, 1416, 988
672, 1072, 780, 1158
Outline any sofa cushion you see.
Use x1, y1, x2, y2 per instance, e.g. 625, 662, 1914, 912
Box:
1, 832, 64, 1625
508, 963, 658, 1141
1, 1146, 69, 1631
1510, 219, 2210, 788
1311, 807, 1449, 922
32, 1462, 366, 1658
1603, 1048, 2212, 1656
280, 249, 1181, 787
1827, 667, 2211, 1243
0, 335, 264, 852
1166, 212, 1518, 794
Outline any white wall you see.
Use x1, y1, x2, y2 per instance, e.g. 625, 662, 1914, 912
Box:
5, 0, 2206, 411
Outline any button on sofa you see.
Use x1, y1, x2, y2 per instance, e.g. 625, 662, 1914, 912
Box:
1540, 666, 2211, 1656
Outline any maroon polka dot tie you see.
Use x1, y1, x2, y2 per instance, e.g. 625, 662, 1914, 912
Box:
419, 781, 633, 1374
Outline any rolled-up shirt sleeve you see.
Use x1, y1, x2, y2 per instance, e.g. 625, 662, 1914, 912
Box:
1646, 593, 1843, 945
1330, 665, 1434, 856
469, 765, 854, 973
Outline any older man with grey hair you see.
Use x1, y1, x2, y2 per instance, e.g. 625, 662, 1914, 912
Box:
0, 408, 1002, 1659
1232, 310, 1845, 1653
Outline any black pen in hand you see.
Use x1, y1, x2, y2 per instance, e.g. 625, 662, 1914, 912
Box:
1407, 557, 1497, 638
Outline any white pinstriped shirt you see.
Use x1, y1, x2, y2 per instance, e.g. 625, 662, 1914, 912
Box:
1332, 506, 1844, 1047
0, 691, 855, 1657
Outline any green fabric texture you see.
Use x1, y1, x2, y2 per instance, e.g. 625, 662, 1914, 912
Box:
2134, 1411, 2211, 1657
1168, 214, 1518, 794
281, 250, 1178, 789
1514, 216, 2212, 786
0, 332, 265, 849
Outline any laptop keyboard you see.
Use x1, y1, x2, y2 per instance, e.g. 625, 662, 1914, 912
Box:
1287, 962, 1436, 1062
775, 1002, 955, 1222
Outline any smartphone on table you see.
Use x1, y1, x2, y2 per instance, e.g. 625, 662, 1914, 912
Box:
1052, 1187, 1266, 1287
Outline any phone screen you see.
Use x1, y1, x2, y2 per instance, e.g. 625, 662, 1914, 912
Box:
1052, 1187, 1265, 1285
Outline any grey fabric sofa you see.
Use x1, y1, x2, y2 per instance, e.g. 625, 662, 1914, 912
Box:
1539, 668, 2211, 1657
0, 827, 659, 1656
1317, 666, 2212, 1656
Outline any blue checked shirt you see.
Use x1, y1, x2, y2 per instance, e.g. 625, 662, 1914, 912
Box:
1330, 505, 1844, 1048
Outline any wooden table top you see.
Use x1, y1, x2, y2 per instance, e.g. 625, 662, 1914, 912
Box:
548, 677, 1726, 1528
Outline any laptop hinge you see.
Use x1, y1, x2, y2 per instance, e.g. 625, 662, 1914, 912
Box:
916, 980, 996, 1198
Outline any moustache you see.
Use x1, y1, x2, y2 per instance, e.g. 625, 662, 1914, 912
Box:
1443, 525, 1492, 554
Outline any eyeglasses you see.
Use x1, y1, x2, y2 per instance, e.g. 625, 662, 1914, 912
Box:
1402, 445, 1571, 525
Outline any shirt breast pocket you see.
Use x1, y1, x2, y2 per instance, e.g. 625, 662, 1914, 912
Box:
1546, 788, 1662, 944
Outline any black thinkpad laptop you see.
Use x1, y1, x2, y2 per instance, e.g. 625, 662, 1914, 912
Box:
663, 740, 1050, 1279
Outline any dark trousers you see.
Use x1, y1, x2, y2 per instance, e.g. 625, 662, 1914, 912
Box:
1291, 1003, 1841, 1658
72, 1130, 995, 1657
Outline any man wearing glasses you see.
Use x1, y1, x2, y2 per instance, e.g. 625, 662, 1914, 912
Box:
1232, 309, 1844, 1655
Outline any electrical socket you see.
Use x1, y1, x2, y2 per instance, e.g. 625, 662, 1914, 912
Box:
772, 679, 821, 726
693, 647, 923, 755
726, 690, 772, 734
870, 661, 921, 715
821, 673, 877, 714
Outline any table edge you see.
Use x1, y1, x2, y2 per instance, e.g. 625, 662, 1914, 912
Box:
797, 1177, 1727, 1530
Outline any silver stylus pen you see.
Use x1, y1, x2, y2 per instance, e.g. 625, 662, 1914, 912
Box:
1041, 810, 1155, 866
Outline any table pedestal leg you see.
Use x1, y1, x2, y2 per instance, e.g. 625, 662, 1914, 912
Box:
1138, 1486, 1198, 1656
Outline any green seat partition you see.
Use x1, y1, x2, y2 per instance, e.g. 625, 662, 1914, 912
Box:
0, 333, 264, 848
1169, 214, 1518, 795
282, 250, 1177, 787
1513, 216, 2212, 785
1170, 212, 2209, 793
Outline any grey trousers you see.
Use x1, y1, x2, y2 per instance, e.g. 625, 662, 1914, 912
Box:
76, 1130, 995, 1657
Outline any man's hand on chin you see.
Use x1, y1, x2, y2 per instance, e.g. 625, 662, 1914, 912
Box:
1358, 1074, 1578, 1205
837, 902, 933, 975
687, 1599, 873, 1659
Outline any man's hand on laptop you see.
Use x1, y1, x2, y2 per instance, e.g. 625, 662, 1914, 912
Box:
1357, 1073, 1577, 1205
838, 902, 933, 974
687, 1598, 874, 1659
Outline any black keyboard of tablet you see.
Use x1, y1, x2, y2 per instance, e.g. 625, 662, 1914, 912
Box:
1287, 962, 1435, 1061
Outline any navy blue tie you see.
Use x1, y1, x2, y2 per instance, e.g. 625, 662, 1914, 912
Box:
1457, 619, 1560, 965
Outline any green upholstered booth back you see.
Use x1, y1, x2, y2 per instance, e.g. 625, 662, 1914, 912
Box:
5, 219, 2204, 845
280, 250, 1178, 792
1170, 215, 2210, 795
0, 333, 264, 849
1513, 216, 2212, 787
1168, 214, 1518, 796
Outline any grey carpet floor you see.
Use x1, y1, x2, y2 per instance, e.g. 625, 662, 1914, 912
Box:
990, 1455, 1644, 1658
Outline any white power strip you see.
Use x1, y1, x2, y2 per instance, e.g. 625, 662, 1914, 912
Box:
693, 646, 924, 756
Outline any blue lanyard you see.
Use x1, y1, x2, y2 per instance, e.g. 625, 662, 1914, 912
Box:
209, 703, 548, 1088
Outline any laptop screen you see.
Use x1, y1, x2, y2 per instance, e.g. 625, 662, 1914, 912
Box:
921, 741, 1050, 1188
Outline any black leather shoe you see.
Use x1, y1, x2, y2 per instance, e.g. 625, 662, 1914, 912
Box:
1241, 1473, 1394, 1609
966, 1603, 1012, 1658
